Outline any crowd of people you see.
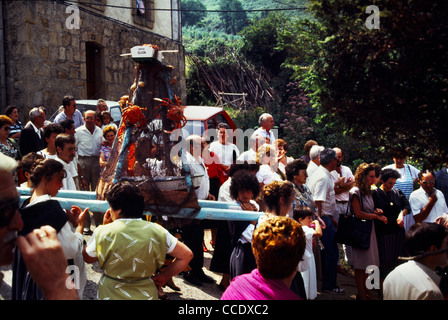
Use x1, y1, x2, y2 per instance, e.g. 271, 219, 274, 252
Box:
1, 102, 448, 301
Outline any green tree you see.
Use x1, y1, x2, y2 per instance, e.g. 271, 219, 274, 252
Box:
239, 12, 289, 76
181, 0, 207, 26
283, 0, 448, 167
218, 0, 248, 35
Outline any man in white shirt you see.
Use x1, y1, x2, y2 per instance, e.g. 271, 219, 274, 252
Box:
54, 96, 85, 129
185, 135, 214, 201
308, 148, 344, 294
253, 113, 276, 144
55, 134, 77, 191
74, 110, 103, 192
331, 147, 355, 220
182, 135, 216, 286
331, 147, 355, 268
383, 222, 448, 300
307, 145, 324, 182
237, 133, 265, 164
410, 170, 448, 223
209, 123, 240, 175
75, 110, 103, 234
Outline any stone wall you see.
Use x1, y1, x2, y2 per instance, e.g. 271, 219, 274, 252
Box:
1, 1, 186, 121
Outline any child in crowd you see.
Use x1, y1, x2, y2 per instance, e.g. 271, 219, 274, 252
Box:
294, 206, 322, 300
101, 111, 117, 130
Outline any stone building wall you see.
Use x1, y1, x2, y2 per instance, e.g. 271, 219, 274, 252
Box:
1, 1, 186, 121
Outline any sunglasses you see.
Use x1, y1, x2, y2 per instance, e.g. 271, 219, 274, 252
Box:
0, 196, 20, 228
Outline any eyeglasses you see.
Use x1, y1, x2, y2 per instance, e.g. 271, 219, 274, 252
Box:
0, 196, 20, 228
421, 180, 435, 185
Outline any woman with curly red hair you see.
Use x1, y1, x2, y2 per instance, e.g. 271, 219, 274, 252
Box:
222, 216, 305, 300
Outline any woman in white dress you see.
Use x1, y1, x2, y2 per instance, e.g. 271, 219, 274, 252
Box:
293, 206, 322, 300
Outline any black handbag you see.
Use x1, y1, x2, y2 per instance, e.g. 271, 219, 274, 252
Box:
335, 193, 372, 250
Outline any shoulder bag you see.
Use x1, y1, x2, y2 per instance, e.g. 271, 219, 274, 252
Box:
335, 193, 372, 250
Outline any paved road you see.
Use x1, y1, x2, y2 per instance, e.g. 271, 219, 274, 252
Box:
1, 230, 357, 300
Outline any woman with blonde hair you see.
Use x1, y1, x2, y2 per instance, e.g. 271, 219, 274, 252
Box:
350, 163, 388, 300
255, 143, 283, 187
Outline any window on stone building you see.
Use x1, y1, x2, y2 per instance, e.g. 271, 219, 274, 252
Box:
86, 42, 106, 99
132, 0, 155, 29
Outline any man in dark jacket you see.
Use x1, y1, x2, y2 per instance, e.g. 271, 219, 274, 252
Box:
19, 107, 46, 156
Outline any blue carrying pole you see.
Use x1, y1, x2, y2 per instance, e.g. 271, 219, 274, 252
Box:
17, 188, 263, 222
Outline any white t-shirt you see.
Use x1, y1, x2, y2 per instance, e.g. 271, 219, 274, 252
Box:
40, 150, 78, 179
410, 187, 448, 222
383, 163, 420, 182
331, 165, 354, 202
307, 166, 336, 216
383, 260, 443, 300
184, 151, 210, 200
237, 149, 257, 164
209, 141, 240, 166
56, 157, 77, 191
75, 125, 103, 157
253, 127, 276, 145
306, 161, 319, 183
256, 164, 282, 185
218, 177, 232, 202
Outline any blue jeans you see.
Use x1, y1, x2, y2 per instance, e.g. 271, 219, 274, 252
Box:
320, 215, 339, 290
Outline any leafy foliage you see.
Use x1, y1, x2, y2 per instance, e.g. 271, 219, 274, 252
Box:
218, 0, 248, 35
302, 0, 448, 168
182, 0, 447, 168
239, 12, 289, 76
181, 0, 207, 26
280, 82, 314, 157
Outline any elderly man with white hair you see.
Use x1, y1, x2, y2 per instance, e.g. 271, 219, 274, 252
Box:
185, 134, 214, 201
237, 133, 265, 164
19, 107, 46, 156
254, 113, 276, 144
307, 145, 325, 181
182, 135, 216, 287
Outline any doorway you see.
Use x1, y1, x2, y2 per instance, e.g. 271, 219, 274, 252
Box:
86, 41, 105, 99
